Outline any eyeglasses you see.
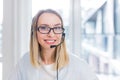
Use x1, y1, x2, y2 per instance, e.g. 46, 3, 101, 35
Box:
37, 26, 64, 34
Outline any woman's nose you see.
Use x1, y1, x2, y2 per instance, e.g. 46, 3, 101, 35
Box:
47, 29, 55, 37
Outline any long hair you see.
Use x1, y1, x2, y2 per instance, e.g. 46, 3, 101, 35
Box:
30, 9, 69, 69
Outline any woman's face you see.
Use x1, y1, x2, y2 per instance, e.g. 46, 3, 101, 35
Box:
37, 13, 62, 49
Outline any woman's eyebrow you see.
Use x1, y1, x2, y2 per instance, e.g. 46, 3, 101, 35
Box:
54, 23, 62, 26
39, 23, 62, 27
39, 24, 49, 26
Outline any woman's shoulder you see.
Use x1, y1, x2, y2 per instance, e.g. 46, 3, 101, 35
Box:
68, 53, 94, 71
19, 52, 30, 64
68, 53, 87, 64
16, 52, 33, 69
68, 53, 98, 80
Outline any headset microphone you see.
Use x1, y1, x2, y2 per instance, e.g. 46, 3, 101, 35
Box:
50, 33, 65, 48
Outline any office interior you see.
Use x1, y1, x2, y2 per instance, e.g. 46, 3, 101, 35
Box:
0, 0, 120, 80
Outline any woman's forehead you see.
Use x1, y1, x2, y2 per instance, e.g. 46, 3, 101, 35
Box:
37, 13, 62, 26
39, 13, 60, 20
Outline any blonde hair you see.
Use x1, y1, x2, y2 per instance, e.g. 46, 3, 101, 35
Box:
30, 9, 69, 69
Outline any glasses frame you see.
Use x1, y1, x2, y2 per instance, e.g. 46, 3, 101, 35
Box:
37, 26, 65, 34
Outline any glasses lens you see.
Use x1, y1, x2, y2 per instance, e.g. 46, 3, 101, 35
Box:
38, 26, 50, 33
54, 27, 64, 34
37, 26, 64, 34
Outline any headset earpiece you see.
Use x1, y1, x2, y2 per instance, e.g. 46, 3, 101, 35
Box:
62, 33, 65, 41
62, 33, 65, 39
31, 27, 34, 36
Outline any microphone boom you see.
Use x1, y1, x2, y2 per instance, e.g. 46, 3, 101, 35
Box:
50, 33, 65, 48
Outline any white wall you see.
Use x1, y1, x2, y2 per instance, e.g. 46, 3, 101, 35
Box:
3, 0, 32, 80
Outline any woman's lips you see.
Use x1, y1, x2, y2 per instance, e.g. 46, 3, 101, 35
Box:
44, 39, 56, 44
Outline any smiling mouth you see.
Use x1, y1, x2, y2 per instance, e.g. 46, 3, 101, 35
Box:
44, 40, 56, 44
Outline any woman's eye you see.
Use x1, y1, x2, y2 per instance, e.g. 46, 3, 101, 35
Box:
54, 27, 62, 30
40, 26, 49, 30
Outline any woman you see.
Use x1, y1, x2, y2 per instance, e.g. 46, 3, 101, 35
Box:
9, 9, 98, 80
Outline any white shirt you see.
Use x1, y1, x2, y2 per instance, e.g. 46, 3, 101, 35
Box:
9, 53, 98, 80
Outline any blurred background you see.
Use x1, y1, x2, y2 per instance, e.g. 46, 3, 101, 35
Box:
0, 0, 120, 80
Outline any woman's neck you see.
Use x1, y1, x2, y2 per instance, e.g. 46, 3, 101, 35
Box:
41, 49, 55, 65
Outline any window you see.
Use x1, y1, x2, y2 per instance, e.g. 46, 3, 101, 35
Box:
81, 0, 120, 80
